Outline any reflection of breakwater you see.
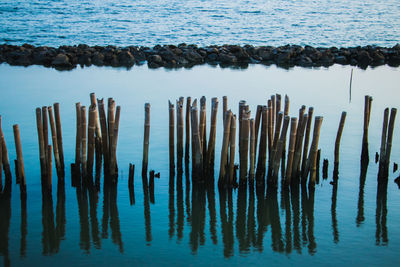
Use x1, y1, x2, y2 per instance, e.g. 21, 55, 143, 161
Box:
1, 43, 399, 70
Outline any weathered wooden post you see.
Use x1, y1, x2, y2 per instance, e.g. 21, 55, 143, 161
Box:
270, 115, 289, 186
308, 116, 323, 187
110, 106, 121, 179
97, 99, 109, 172
249, 118, 256, 179
81, 106, 87, 177
13, 124, 25, 191
169, 100, 175, 173
87, 105, 96, 176
185, 97, 191, 162
285, 117, 297, 186
199, 96, 207, 157
361, 95, 372, 161
191, 103, 203, 179
176, 98, 184, 168
75, 103, 82, 167
301, 107, 314, 178
207, 97, 218, 169
35, 108, 46, 178
53, 103, 64, 170
48, 106, 61, 175
218, 110, 232, 187
239, 110, 250, 184
228, 114, 236, 185
143, 103, 151, 175
333, 112, 347, 177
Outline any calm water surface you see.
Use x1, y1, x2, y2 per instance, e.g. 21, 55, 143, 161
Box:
0, 64, 399, 266
0, 0, 399, 47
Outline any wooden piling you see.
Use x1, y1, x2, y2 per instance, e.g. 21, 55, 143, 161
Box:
90, 93, 102, 138
379, 108, 389, 167
75, 103, 82, 166
256, 106, 268, 177
207, 97, 219, 168
199, 96, 207, 156
176, 98, 184, 166
269, 112, 283, 170
13, 124, 25, 190
238, 100, 246, 154
42, 106, 49, 158
276, 94, 282, 119
385, 108, 397, 166
218, 110, 232, 187
267, 102, 273, 156
0, 117, 11, 179
222, 96, 228, 125
301, 107, 314, 177
334, 111, 347, 166
35, 108, 46, 177
285, 117, 297, 186
191, 103, 203, 178
254, 105, 263, 150
87, 105, 96, 175
249, 118, 256, 179
110, 106, 121, 178
270, 115, 290, 186
97, 99, 109, 171
308, 116, 323, 187
361, 95, 373, 160
169, 100, 175, 172
53, 103, 64, 170
142, 103, 151, 175
292, 113, 308, 180
185, 96, 191, 162
81, 106, 87, 177
107, 99, 116, 160
48, 106, 61, 175
228, 114, 236, 185
239, 111, 250, 183
271, 95, 276, 139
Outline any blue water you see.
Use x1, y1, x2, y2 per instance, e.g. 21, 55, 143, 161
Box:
0, 0, 399, 47
0, 64, 399, 266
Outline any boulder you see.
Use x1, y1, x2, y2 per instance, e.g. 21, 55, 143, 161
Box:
118, 51, 135, 66
92, 52, 105, 66
357, 51, 373, 66
51, 53, 70, 67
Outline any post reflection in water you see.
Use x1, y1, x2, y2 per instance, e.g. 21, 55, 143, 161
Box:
168, 170, 175, 239
356, 160, 368, 226
376, 176, 388, 246
189, 183, 206, 253
142, 173, 152, 244
331, 176, 339, 244
20, 191, 27, 258
219, 188, 234, 258
0, 175, 11, 267
176, 169, 184, 240
102, 182, 123, 252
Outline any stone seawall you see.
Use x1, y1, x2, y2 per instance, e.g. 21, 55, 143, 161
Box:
1, 43, 399, 70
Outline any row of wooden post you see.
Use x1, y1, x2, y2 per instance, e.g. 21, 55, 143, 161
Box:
35, 104, 65, 192
73, 94, 121, 184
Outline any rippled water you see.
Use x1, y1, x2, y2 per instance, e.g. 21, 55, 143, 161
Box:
0, 64, 399, 266
0, 0, 399, 47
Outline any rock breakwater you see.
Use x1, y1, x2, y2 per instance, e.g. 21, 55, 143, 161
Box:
1, 43, 399, 70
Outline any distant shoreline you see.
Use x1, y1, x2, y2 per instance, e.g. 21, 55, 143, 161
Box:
1, 43, 399, 70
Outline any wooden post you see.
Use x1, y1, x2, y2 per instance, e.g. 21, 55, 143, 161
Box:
35, 108, 46, 178
254, 105, 263, 150
256, 106, 268, 178
207, 97, 219, 168
238, 100, 246, 156
228, 114, 236, 185
185, 97, 191, 162
379, 108, 389, 168
269, 112, 283, 172
75, 103, 82, 166
176, 98, 184, 168
191, 103, 203, 178
87, 104, 96, 176
218, 110, 232, 187
361, 95, 372, 160
143, 103, 151, 175
97, 99, 109, 172
81, 106, 87, 177
271, 95, 276, 140
107, 99, 116, 161
128, 163, 135, 187
53, 103, 64, 170
222, 96, 228, 125
282, 95, 290, 157
169, 100, 175, 172
301, 107, 314, 177
13, 124, 25, 190
308, 116, 323, 187
276, 94, 282, 120
90, 93, 102, 138
48, 106, 61, 175
110, 106, 121, 178
239, 111, 250, 184
285, 117, 297, 186
292, 114, 308, 180
334, 112, 347, 166
199, 96, 207, 157
267, 102, 273, 156
0, 117, 11, 180
249, 118, 256, 179
42, 106, 49, 159
385, 108, 397, 167
270, 115, 290, 186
